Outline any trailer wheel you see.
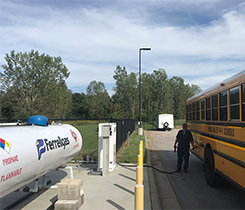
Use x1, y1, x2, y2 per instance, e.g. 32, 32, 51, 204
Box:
204, 148, 223, 187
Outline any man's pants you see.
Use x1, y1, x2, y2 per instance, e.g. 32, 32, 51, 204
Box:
177, 149, 190, 170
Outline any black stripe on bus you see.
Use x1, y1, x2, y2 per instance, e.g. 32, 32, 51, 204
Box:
190, 129, 245, 148
199, 142, 204, 148
216, 169, 245, 192
213, 149, 245, 169
193, 140, 204, 148
187, 120, 245, 128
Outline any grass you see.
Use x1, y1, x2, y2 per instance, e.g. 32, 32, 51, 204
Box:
174, 119, 186, 126
116, 129, 146, 163
75, 124, 99, 161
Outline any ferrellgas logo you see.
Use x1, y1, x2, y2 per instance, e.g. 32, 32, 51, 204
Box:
36, 139, 46, 160
70, 129, 77, 141
36, 136, 70, 160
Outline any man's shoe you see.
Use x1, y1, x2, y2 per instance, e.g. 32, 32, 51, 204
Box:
184, 169, 188, 173
176, 169, 181, 173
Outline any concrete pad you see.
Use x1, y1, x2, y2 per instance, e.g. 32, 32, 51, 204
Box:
1, 147, 152, 210
2, 162, 151, 210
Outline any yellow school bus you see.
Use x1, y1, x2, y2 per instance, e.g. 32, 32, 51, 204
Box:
186, 70, 245, 189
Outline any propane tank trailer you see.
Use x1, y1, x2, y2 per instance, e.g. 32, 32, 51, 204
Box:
0, 115, 82, 198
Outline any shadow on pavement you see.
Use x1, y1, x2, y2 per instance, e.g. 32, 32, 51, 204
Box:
113, 184, 134, 195
119, 173, 136, 182
107, 199, 126, 210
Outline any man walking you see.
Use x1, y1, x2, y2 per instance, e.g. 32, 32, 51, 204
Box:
174, 123, 194, 173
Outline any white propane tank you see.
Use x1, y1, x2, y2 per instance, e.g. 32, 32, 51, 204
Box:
0, 116, 82, 198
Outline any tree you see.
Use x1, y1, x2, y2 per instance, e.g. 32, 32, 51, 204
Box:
169, 76, 186, 119
141, 69, 174, 121
169, 77, 202, 119
86, 81, 111, 118
141, 72, 154, 121
112, 65, 138, 119
125, 72, 138, 119
189, 84, 202, 96
112, 66, 201, 121
112, 65, 129, 118
70, 92, 89, 118
0, 50, 72, 119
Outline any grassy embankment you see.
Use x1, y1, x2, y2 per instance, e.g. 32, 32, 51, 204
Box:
116, 127, 146, 163
116, 120, 185, 163
64, 119, 185, 163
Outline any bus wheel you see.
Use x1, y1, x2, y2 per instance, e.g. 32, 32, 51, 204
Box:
204, 148, 221, 187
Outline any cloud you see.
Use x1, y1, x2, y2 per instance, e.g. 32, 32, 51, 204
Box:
0, 0, 245, 94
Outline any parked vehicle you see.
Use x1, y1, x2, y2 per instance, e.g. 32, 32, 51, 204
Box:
156, 114, 174, 131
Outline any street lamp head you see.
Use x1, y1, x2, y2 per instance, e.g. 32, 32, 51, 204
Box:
140, 48, 151, 51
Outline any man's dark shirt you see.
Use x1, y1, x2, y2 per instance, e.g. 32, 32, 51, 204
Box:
176, 129, 193, 151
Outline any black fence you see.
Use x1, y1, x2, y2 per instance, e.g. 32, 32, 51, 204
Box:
116, 119, 135, 151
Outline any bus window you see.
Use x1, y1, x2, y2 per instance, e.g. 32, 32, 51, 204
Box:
220, 90, 227, 121
192, 102, 196, 120
196, 101, 200, 120
201, 99, 205, 120
186, 105, 189, 120
229, 86, 240, 121
242, 84, 245, 121
190, 104, 192, 120
206, 97, 211, 121
212, 94, 218, 121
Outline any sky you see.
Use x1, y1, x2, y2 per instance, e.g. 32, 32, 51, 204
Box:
1, 0, 245, 95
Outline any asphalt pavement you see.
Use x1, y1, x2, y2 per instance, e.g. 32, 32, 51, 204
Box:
145, 129, 245, 210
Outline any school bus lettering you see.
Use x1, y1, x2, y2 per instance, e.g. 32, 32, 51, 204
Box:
212, 127, 218, 134
219, 127, 223, 135
224, 128, 234, 137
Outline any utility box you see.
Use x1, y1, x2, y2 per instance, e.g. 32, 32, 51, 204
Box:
156, 114, 174, 131
98, 123, 117, 175
102, 125, 111, 137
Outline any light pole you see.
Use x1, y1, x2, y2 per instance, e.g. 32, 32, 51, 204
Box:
138, 47, 151, 135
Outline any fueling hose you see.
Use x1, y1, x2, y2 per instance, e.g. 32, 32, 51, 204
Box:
116, 162, 177, 174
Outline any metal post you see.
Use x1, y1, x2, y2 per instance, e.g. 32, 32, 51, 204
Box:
135, 184, 144, 210
139, 49, 142, 128
127, 131, 130, 146
68, 166, 74, 179
138, 47, 151, 133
